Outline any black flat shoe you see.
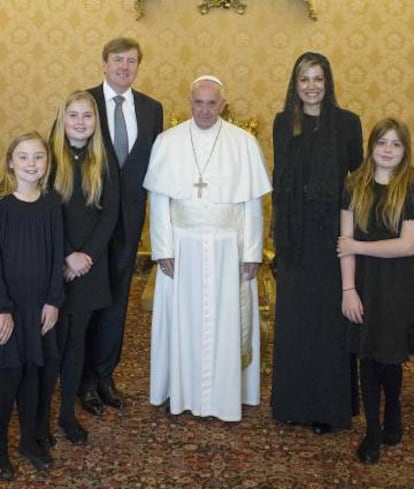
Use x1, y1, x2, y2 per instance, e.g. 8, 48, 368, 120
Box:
162, 399, 171, 414
382, 428, 403, 446
285, 420, 299, 426
312, 423, 331, 435
18, 443, 53, 471
382, 410, 403, 446
36, 432, 57, 450
0, 455, 14, 481
357, 435, 381, 465
59, 418, 88, 445
98, 383, 125, 409
81, 390, 105, 416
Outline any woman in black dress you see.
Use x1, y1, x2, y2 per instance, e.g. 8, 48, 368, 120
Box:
50, 91, 119, 444
338, 118, 414, 464
271, 52, 363, 433
0, 132, 64, 480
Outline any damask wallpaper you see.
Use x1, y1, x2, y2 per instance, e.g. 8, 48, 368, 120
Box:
0, 0, 413, 244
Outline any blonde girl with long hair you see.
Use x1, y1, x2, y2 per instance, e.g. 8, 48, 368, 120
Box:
0, 132, 64, 479
338, 118, 414, 465
50, 90, 119, 445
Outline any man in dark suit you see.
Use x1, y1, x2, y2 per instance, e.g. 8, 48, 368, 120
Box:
80, 38, 163, 414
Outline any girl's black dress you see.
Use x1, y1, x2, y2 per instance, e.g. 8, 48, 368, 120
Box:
59, 150, 119, 313
0, 192, 64, 367
343, 182, 414, 364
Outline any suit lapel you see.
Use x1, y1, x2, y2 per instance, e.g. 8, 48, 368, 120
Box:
93, 85, 117, 158
130, 90, 142, 151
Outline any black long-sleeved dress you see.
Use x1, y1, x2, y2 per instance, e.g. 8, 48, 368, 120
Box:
0, 191, 64, 367
59, 150, 119, 314
271, 107, 363, 430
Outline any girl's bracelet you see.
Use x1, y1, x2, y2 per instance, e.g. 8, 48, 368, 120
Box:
342, 287, 356, 292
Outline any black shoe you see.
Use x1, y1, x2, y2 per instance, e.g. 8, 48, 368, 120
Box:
383, 408, 402, 446
36, 432, 57, 450
0, 455, 14, 481
59, 418, 88, 445
357, 434, 381, 465
382, 427, 403, 446
98, 383, 125, 409
18, 442, 53, 471
312, 423, 331, 435
80, 390, 105, 416
285, 420, 299, 426
163, 399, 171, 414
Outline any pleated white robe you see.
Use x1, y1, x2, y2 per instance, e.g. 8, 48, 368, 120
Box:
144, 118, 272, 421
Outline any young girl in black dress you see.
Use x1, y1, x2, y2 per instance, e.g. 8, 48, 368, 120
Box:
338, 118, 414, 464
0, 132, 64, 480
50, 91, 119, 445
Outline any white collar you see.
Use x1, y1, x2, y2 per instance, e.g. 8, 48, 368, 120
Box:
103, 80, 134, 105
190, 118, 222, 136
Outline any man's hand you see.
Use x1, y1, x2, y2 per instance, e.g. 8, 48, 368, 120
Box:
158, 258, 175, 279
242, 262, 259, 281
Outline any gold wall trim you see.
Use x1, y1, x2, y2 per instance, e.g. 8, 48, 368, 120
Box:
198, 1, 247, 15
134, 1, 315, 21
134, 0, 144, 20
305, 0, 318, 21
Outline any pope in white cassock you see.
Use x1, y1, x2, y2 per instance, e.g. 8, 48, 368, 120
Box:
143, 75, 272, 422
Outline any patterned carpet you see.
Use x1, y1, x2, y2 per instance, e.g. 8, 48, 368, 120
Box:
3, 257, 414, 489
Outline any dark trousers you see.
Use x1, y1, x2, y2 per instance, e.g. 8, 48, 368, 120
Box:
57, 311, 93, 422
360, 358, 402, 435
81, 230, 137, 394
0, 362, 57, 454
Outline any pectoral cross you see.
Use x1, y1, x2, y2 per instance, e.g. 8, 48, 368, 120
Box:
194, 176, 207, 198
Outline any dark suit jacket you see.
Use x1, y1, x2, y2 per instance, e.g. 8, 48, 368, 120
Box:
88, 84, 163, 271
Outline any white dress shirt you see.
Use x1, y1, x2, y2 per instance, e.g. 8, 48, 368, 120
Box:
103, 81, 138, 152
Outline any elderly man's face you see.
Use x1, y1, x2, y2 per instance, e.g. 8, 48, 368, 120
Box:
190, 81, 226, 129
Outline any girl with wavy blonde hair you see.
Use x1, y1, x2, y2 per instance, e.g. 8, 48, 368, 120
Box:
0, 132, 64, 479
49, 90, 119, 446
0, 131, 50, 198
338, 118, 414, 465
51, 90, 107, 207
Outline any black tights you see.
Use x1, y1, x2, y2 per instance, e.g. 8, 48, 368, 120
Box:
0, 363, 58, 454
359, 359, 402, 435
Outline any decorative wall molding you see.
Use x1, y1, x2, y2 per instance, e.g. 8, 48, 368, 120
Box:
134, 1, 315, 21
134, 0, 144, 20
304, 0, 318, 21
198, 0, 247, 15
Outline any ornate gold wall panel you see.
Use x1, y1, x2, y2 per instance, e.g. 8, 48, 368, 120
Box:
0, 0, 413, 247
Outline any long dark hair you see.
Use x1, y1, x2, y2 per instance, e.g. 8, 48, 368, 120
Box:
283, 51, 338, 135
